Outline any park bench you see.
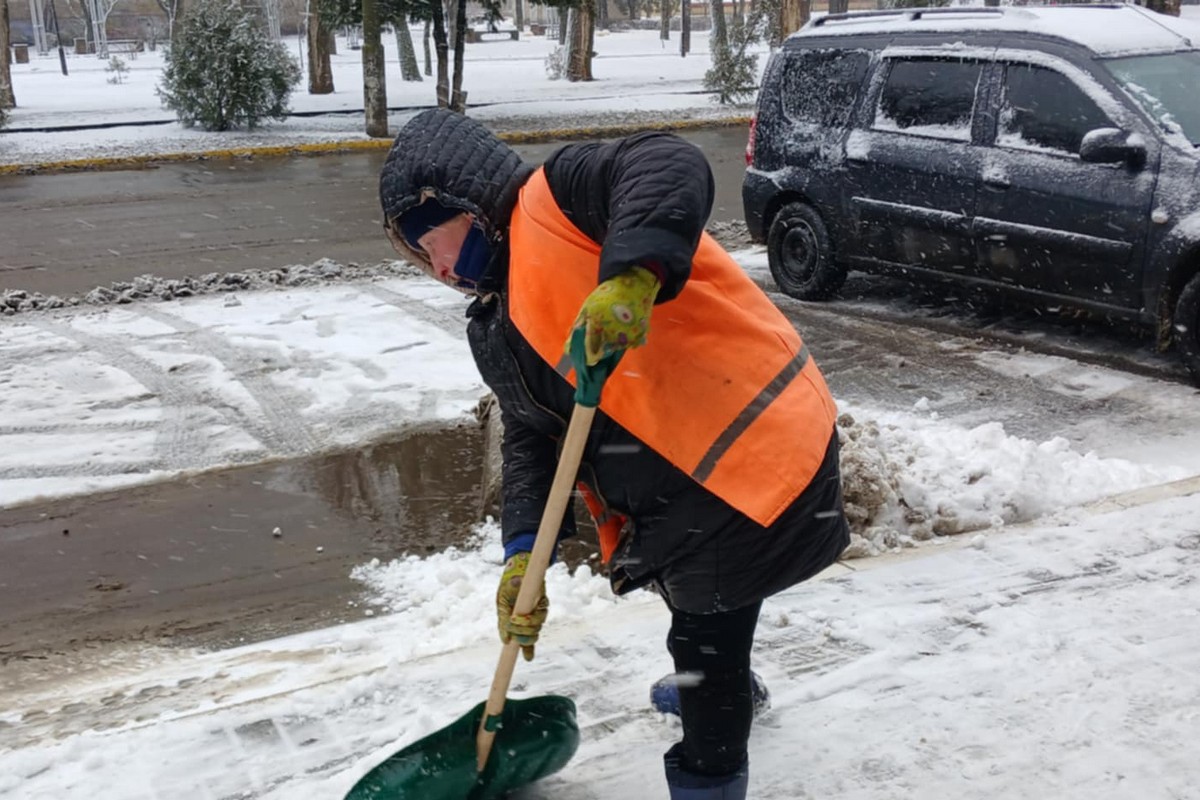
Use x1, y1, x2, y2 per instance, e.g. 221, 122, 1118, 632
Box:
107, 39, 145, 54
463, 28, 519, 43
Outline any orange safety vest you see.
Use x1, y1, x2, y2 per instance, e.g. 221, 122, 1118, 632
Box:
508, 168, 838, 544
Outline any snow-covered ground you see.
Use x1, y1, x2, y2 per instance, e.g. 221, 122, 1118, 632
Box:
0, 27, 751, 167
5, 7, 1200, 799
4, 254, 1200, 798
5, 482, 1200, 800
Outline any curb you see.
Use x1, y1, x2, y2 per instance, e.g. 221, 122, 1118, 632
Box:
0, 116, 751, 177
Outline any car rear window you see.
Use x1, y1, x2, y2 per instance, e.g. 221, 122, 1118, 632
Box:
874, 59, 984, 141
781, 50, 871, 128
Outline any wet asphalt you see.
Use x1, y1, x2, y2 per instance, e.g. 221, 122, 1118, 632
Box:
0, 128, 751, 298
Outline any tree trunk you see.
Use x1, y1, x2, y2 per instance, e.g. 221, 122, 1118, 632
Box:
514, 0, 523, 29
450, 0, 466, 110
597, 0, 607, 29
432, 0, 449, 107
0, 0, 14, 110
444, 0, 456, 50
307, 8, 334, 94
659, 0, 671, 40
169, 0, 183, 46
779, 0, 807, 40
709, 0, 727, 54
362, 0, 389, 136
1144, 0, 1180, 14
423, 19, 432, 76
680, 0, 689, 56
566, 1, 593, 81
557, 10, 567, 44
827, 0, 848, 15
396, 11, 421, 81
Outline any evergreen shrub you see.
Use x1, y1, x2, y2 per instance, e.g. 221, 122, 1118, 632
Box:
157, 0, 301, 131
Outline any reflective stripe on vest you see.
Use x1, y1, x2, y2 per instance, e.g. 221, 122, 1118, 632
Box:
508, 168, 838, 527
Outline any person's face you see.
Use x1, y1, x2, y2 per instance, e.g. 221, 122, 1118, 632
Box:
411, 213, 475, 290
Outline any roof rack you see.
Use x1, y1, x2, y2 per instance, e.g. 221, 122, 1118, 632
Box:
810, 3, 1126, 27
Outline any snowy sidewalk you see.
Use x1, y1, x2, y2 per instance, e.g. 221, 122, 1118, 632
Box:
0, 271, 481, 509
4, 483, 1200, 799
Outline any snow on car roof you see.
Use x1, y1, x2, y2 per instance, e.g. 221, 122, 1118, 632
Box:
794, 4, 1200, 58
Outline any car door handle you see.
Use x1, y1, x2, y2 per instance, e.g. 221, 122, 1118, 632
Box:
983, 176, 1011, 189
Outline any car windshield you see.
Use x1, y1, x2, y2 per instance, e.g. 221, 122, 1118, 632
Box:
1103, 51, 1200, 146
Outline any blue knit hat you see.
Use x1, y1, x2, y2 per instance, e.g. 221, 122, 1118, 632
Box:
398, 199, 463, 250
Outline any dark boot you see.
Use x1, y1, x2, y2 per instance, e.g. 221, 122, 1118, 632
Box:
664, 744, 749, 800
651, 670, 770, 718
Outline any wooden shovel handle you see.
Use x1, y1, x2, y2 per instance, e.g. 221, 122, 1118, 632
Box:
476, 403, 597, 772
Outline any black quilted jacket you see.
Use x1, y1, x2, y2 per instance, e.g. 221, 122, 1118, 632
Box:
379, 109, 847, 613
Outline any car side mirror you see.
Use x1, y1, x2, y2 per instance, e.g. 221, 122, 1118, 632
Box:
1080, 128, 1146, 168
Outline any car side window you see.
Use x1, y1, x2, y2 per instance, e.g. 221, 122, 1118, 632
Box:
781, 50, 871, 128
998, 64, 1113, 156
874, 58, 984, 141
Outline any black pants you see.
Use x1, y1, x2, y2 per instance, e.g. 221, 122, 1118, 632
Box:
666, 598, 763, 777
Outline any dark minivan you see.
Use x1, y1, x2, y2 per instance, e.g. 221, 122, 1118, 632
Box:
743, 4, 1200, 383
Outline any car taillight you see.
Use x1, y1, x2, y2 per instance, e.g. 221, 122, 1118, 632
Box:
745, 113, 757, 168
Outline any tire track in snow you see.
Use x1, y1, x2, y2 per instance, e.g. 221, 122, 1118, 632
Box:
136, 306, 322, 457
0, 420, 159, 436
23, 318, 208, 474
357, 284, 468, 338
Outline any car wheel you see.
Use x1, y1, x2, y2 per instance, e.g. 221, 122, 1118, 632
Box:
766, 202, 845, 301
1175, 273, 1200, 385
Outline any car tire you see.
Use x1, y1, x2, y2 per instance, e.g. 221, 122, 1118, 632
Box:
1175, 272, 1200, 385
766, 202, 845, 301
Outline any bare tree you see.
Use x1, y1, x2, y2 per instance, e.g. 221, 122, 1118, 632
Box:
778, 0, 807, 40
83, 0, 121, 56
362, 0, 389, 136
680, 0, 689, 56
514, 0, 523, 28
396, 12, 421, 81
450, 0, 465, 109
432, 0, 449, 106
566, 0, 593, 80
0, 0, 15, 111
827, 0, 847, 15
423, 18, 431, 75
154, 0, 183, 42
306, 0, 334, 93
659, 0, 673, 40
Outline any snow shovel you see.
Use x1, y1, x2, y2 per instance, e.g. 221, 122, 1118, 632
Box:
343, 330, 618, 800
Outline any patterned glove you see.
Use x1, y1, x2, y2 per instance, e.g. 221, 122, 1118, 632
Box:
566, 266, 662, 367
496, 552, 549, 662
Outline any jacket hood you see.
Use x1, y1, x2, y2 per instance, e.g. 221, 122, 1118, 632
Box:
379, 109, 534, 244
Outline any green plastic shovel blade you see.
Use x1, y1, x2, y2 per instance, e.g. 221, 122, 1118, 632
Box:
344, 695, 579, 800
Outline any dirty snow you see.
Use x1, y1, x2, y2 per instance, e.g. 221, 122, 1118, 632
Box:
1, 260, 1189, 561
5, 484, 1200, 800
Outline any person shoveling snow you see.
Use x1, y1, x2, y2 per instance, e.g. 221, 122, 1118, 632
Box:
359, 108, 851, 798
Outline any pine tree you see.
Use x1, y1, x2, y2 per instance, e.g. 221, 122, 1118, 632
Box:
703, 0, 765, 104
157, 0, 301, 131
